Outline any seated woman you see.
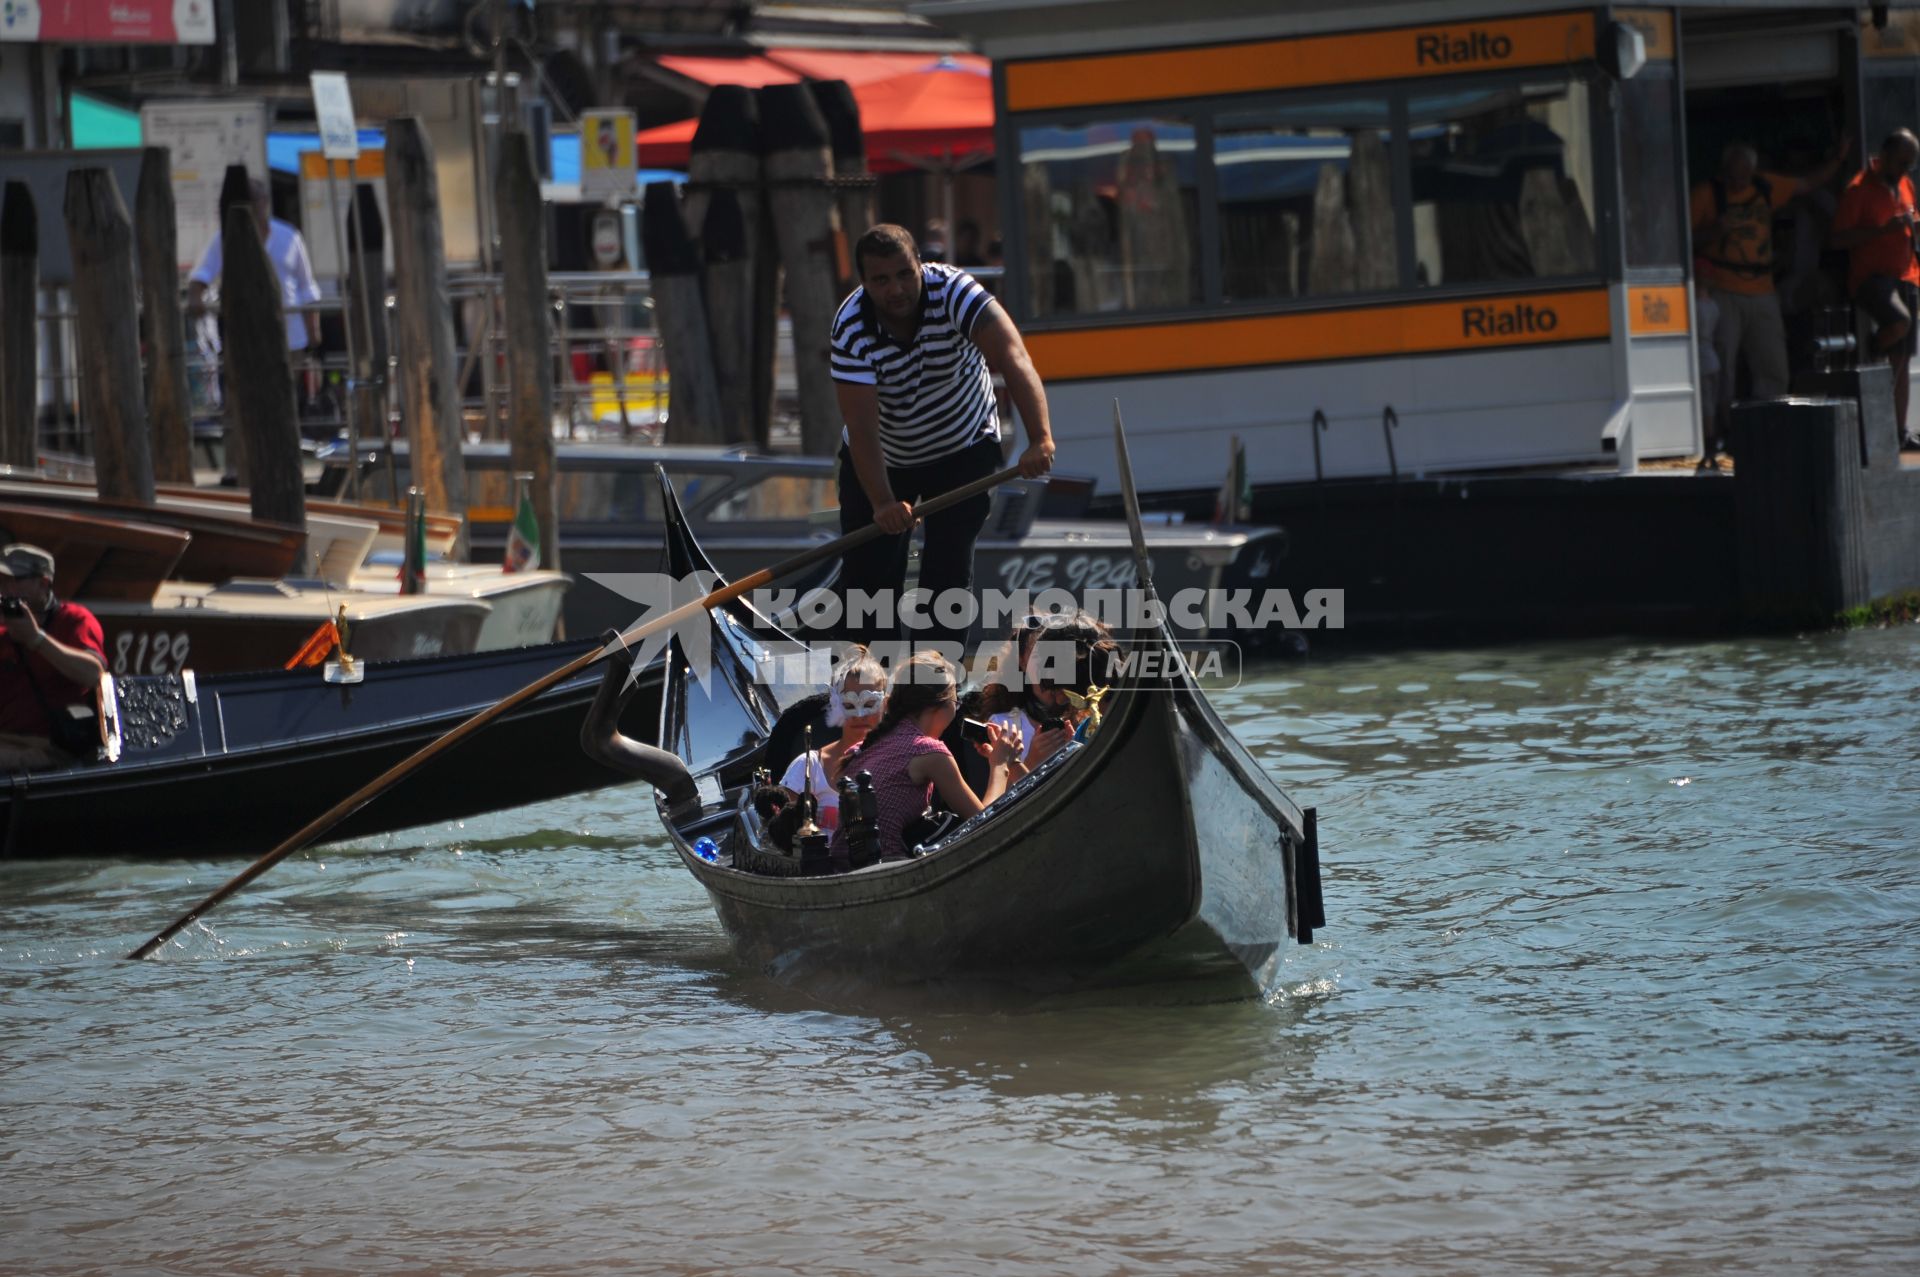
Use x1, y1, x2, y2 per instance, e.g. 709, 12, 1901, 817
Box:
973, 611, 1119, 774
777, 645, 886, 832
830, 650, 1021, 862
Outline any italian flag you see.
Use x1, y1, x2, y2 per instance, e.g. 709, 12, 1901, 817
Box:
503, 488, 540, 573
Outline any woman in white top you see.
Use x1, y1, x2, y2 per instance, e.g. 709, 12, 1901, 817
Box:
779, 646, 887, 831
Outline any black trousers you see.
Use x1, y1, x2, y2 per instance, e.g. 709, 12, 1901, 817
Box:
837, 438, 1000, 651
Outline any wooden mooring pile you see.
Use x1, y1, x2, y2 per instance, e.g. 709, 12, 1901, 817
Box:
642, 78, 871, 454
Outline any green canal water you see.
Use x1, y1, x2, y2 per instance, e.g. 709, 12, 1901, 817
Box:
4, 627, 1917, 1274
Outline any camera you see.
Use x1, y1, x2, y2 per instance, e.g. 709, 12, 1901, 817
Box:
960, 717, 991, 745
1031, 715, 1065, 734
0, 595, 24, 618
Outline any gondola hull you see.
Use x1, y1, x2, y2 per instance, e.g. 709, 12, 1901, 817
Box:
685, 680, 1290, 993
643, 425, 1321, 997
2, 641, 661, 859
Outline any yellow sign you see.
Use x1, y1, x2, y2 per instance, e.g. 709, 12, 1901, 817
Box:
298, 150, 386, 180
1025, 289, 1611, 382
1005, 11, 1597, 113
580, 108, 637, 200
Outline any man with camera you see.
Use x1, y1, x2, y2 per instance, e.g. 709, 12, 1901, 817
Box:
0, 544, 108, 771
1831, 129, 1920, 448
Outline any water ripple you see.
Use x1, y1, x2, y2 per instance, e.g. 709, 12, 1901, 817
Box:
3, 629, 1918, 1274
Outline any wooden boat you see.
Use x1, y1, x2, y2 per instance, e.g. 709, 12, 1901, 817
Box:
624, 420, 1325, 996
0, 638, 662, 859
345, 561, 571, 653
0, 501, 190, 601
149, 483, 466, 559
87, 580, 491, 676
0, 477, 566, 655
0, 490, 535, 674
0, 482, 304, 581
1, 470, 467, 559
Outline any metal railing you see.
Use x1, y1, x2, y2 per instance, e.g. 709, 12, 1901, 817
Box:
25, 267, 676, 461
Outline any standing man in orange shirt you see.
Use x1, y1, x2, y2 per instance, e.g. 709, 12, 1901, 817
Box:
1831, 129, 1920, 446
1690, 137, 1850, 428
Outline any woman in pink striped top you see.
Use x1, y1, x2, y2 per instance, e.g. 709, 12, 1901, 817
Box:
830, 651, 1023, 861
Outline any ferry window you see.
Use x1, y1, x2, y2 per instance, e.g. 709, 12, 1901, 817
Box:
1407, 80, 1597, 286
1215, 99, 1395, 300
704, 475, 839, 522
1621, 73, 1683, 268
1017, 117, 1200, 316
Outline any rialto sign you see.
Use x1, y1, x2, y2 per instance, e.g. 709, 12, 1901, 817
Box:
0, 0, 215, 44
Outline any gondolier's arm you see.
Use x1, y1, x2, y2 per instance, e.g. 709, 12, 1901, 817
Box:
970, 304, 1056, 480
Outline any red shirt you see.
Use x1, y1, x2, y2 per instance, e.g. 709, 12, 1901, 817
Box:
0, 601, 106, 736
1832, 158, 1920, 294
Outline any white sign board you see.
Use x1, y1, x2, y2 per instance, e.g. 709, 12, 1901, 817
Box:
310, 72, 359, 160
140, 99, 269, 275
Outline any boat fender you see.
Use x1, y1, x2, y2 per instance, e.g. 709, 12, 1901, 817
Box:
579, 633, 699, 818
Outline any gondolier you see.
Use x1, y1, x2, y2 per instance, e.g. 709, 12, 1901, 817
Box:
830, 224, 1055, 651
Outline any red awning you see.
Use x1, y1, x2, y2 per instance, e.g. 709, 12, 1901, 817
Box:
637, 55, 994, 173
768, 49, 985, 84
854, 57, 994, 168
653, 54, 801, 89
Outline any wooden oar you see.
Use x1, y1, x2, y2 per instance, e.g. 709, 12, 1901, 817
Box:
128, 463, 1027, 960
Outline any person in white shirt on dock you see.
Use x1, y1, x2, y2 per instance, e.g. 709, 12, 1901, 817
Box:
185, 176, 323, 355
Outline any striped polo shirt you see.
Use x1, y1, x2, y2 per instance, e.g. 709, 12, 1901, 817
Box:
829, 262, 1001, 467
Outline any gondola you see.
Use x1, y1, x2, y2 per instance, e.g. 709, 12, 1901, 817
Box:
621, 415, 1325, 995
1, 638, 662, 859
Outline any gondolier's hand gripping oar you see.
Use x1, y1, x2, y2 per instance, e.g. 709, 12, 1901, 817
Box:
126, 463, 1031, 961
